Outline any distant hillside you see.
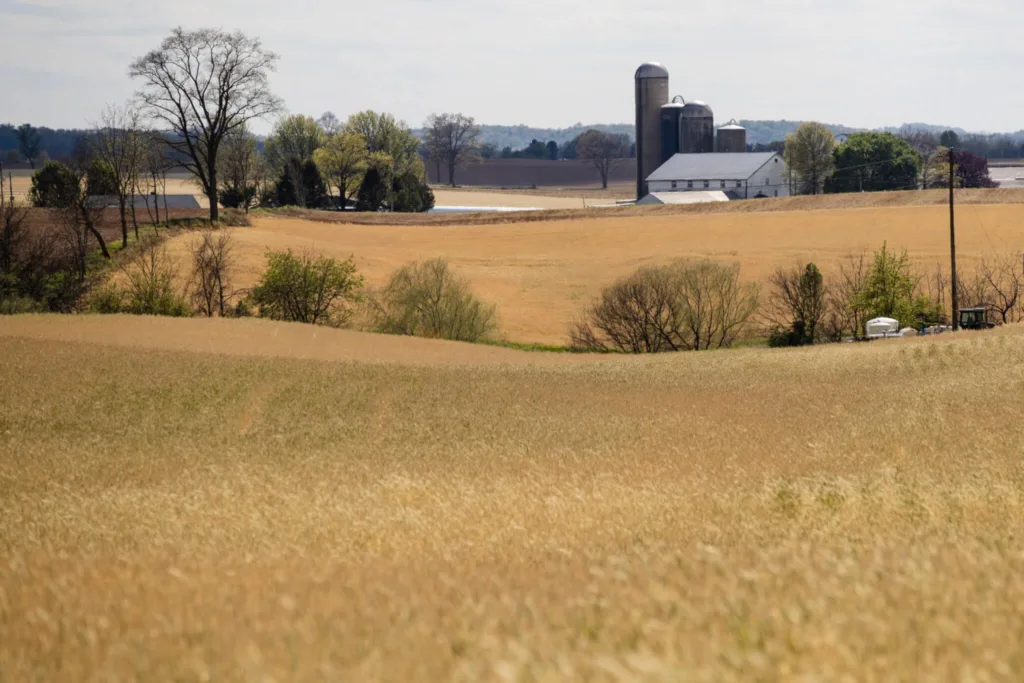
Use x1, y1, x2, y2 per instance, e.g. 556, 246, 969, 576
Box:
469, 121, 1024, 150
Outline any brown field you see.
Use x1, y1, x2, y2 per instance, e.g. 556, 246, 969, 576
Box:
165, 193, 1024, 344
5, 171, 206, 207
2, 314, 1024, 681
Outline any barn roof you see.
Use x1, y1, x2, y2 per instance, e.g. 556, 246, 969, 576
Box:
647, 152, 781, 182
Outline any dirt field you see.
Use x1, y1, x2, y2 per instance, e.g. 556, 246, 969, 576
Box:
2, 314, 1024, 681
164, 197, 1024, 344
5, 171, 206, 207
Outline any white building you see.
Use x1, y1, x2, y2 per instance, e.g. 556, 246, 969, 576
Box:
645, 152, 790, 200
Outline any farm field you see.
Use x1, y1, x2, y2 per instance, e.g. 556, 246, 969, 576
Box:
163, 196, 1024, 344
5, 170, 206, 207
2, 314, 1024, 681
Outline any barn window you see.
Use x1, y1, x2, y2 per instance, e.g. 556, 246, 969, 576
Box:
720, 180, 726, 189
687, 180, 693, 188
671, 181, 677, 189
736, 181, 742, 188
703, 180, 710, 189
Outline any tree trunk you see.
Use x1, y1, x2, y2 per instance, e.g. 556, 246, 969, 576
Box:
130, 191, 139, 240
119, 200, 129, 249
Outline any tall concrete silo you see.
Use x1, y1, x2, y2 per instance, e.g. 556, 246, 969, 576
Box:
635, 63, 669, 199
716, 119, 747, 153
659, 96, 686, 165
680, 100, 714, 154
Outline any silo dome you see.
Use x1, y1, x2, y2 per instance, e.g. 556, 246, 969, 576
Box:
680, 101, 715, 154
634, 62, 669, 80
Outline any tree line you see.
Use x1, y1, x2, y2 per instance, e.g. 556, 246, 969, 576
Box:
570, 244, 1023, 353
784, 124, 998, 196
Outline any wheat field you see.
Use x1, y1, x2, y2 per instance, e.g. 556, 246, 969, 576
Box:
2, 314, 1024, 681
163, 201, 1024, 344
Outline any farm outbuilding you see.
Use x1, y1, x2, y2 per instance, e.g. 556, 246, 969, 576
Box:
644, 152, 790, 201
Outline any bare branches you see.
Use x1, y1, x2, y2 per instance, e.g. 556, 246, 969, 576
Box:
90, 104, 144, 248
190, 229, 235, 317
423, 113, 481, 186
130, 27, 283, 220
571, 260, 759, 353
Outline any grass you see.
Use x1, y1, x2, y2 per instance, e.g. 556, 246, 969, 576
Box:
162, 197, 1024, 345
2, 315, 1024, 681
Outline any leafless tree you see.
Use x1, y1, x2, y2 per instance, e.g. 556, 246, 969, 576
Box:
138, 132, 175, 225
90, 104, 144, 248
978, 254, 1023, 323
317, 111, 342, 137
423, 113, 481, 186
897, 126, 942, 189
190, 229, 235, 316
765, 263, 828, 345
571, 260, 759, 352
130, 27, 283, 221
576, 129, 630, 190
218, 126, 260, 212
824, 252, 869, 339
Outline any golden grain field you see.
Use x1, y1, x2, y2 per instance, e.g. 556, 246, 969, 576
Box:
163, 201, 1024, 344
2, 314, 1024, 681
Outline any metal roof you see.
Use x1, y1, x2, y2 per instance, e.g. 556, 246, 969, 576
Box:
87, 194, 202, 210
646, 152, 781, 182
637, 191, 732, 206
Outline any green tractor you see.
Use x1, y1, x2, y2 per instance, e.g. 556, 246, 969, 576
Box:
958, 307, 997, 331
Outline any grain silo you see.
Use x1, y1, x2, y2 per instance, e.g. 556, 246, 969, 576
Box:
680, 100, 714, 154
716, 119, 747, 153
635, 62, 670, 199
659, 96, 686, 165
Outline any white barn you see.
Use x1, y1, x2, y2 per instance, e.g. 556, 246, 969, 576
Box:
645, 152, 790, 200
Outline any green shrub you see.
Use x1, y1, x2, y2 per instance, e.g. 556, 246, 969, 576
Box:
92, 238, 190, 317
29, 161, 80, 208
369, 258, 496, 342
0, 295, 45, 315
250, 249, 363, 326
89, 286, 126, 314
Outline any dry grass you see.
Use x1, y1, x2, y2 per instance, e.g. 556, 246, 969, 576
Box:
167, 198, 1024, 344
2, 315, 1024, 681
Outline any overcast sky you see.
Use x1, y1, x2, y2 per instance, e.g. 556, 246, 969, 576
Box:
2, 0, 1022, 134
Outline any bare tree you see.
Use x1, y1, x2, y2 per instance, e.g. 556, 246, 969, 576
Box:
317, 111, 342, 137
897, 126, 941, 189
139, 132, 175, 225
218, 126, 260, 212
423, 113, 481, 186
765, 263, 828, 345
571, 260, 759, 352
190, 229, 235, 316
90, 104, 144, 248
16, 124, 42, 169
130, 27, 283, 221
973, 254, 1024, 323
576, 129, 630, 190
825, 252, 869, 339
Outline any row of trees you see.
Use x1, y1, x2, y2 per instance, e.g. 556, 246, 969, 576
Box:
421, 119, 632, 188
570, 245, 1024, 354
785, 124, 997, 195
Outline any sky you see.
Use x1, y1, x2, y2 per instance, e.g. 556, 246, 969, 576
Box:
2, 0, 1023, 135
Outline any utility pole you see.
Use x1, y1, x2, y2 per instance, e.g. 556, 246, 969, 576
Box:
949, 147, 959, 331
0, 160, 5, 209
